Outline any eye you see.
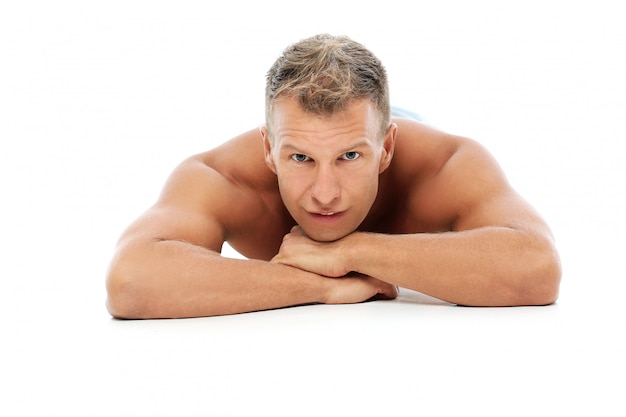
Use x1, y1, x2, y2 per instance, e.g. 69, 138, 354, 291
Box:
291, 153, 311, 162
342, 151, 361, 161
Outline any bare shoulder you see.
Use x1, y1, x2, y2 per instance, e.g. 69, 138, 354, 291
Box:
391, 118, 462, 178
392, 118, 502, 178
171, 128, 276, 204
118, 128, 277, 253
392, 118, 547, 234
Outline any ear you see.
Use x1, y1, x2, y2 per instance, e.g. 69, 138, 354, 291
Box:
378, 123, 397, 174
260, 125, 277, 174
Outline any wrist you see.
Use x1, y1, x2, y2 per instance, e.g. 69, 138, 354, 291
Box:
276, 262, 333, 305
338, 231, 364, 273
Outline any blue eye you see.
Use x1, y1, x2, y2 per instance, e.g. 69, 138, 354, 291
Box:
342, 151, 360, 161
291, 153, 310, 162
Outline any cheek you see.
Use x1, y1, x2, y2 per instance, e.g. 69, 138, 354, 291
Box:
354, 161, 381, 183
276, 172, 306, 204
345, 169, 379, 202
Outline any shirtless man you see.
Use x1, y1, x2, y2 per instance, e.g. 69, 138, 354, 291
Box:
105, 34, 561, 319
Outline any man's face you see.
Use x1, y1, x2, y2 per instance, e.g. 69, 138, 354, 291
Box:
262, 97, 396, 242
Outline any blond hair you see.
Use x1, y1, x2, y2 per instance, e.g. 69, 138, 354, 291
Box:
265, 34, 390, 140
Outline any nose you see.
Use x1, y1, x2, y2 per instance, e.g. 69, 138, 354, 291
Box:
310, 164, 341, 206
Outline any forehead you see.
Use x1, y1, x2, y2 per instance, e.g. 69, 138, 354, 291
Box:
270, 98, 380, 147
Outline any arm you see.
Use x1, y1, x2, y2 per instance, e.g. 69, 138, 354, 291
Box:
272, 139, 561, 307
105, 156, 396, 319
344, 226, 560, 307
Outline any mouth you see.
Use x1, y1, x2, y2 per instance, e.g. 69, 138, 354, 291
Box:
308, 210, 346, 223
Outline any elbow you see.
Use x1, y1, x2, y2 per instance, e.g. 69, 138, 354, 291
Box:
105, 275, 137, 320
540, 252, 562, 305
105, 252, 150, 319
106, 275, 139, 320
514, 243, 562, 306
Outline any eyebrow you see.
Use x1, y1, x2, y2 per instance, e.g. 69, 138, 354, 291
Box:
278, 143, 307, 153
340, 141, 371, 153
279, 140, 371, 154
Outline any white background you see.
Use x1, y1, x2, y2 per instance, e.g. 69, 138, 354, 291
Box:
1, 1, 624, 416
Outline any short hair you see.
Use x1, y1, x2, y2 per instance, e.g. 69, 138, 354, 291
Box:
265, 34, 391, 140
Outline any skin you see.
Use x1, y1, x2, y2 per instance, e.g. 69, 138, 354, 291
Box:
106, 97, 561, 319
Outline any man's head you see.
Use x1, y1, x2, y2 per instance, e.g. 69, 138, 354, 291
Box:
264, 34, 391, 142
261, 35, 397, 242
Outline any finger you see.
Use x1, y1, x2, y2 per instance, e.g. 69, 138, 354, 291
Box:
290, 225, 305, 236
376, 281, 399, 300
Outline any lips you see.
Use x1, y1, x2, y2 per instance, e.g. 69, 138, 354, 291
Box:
308, 210, 345, 223
301, 210, 354, 241
310, 210, 344, 217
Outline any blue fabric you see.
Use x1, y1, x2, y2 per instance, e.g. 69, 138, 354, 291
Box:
391, 106, 426, 122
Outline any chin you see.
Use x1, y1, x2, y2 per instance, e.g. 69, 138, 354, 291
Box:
301, 226, 353, 242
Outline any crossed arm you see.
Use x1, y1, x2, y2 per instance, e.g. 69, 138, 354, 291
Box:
106, 137, 561, 319
272, 222, 560, 307
272, 142, 561, 307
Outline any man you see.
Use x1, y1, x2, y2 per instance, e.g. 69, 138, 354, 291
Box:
106, 34, 561, 319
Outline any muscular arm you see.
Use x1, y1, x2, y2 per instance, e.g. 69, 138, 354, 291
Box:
345, 223, 560, 307
106, 152, 395, 319
106, 216, 325, 318
273, 135, 561, 307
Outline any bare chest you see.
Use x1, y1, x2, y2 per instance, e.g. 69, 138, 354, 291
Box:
226, 194, 451, 261
224, 194, 295, 261
359, 198, 453, 236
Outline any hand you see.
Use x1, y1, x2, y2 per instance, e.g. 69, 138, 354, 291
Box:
271, 226, 349, 277
323, 273, 399, 305
272, 226, 398, 304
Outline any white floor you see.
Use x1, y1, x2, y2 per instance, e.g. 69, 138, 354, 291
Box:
2, 1, 625, 416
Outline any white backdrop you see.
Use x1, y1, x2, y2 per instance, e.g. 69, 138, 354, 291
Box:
1, 1, 624, 416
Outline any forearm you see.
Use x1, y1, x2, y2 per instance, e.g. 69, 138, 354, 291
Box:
106, 239, 328, 319
344, 227, 561, 306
